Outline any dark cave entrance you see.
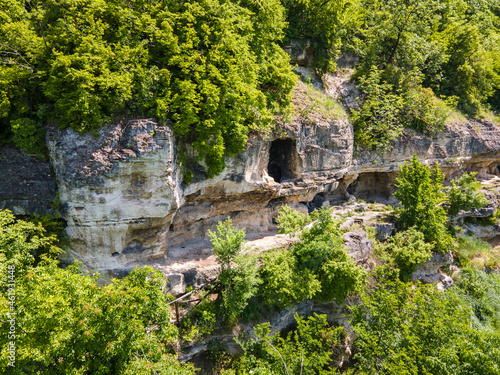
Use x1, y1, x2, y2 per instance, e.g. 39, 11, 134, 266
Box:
267, 139, 299, 183
347, 172, 395, 202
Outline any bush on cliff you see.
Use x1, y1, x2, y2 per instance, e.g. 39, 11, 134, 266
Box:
261, 206, 366, 307
209, 217, 261, 325
394, 155, 454, 252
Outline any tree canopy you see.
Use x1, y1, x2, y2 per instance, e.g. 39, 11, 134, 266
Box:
0, 0, 296, 176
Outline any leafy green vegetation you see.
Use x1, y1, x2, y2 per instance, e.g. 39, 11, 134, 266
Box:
351, 275, 500, 374
351, 66, 405, 150
394, 155, 455, 252
0, 0, 296, 176
282, 0, 361, 73
273, 207, 367, 304
234, 313, 346, 374
0, 209, 62, 287
0, 209, 194, 374
394, 155, 488, 253
453, 268, 500, 330
446, 172, 489, 221
195, 211, 366, 328
2, 0, 499, 170
379, 228, 434, 280
208, 218, 261, 326
287, 0, 500, 150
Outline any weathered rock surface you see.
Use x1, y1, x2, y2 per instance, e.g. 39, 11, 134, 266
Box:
0, 146, 57, 216
342, 229, 374, 265
46, 119, 182, 269
3, 77, 500, 273
412, 252, 455, 291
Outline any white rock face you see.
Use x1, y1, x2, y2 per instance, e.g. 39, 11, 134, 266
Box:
43, 78, 500, 273
46, 120, 182, 270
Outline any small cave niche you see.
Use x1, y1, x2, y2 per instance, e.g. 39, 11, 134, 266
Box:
347, 172, 395, 203
304, 193, 327, 212
122, 240, 144, 255
267, 139, 299, 183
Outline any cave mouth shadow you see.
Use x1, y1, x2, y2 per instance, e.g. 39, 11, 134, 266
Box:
267, 139, 299, 183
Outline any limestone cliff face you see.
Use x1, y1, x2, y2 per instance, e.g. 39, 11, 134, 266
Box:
38, 81, 356, 270
3, 80, 500, 271
46, 119, 182, 269
340, 119, 500, 202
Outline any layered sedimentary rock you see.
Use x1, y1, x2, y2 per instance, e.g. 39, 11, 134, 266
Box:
46, 119, 182, 269
3, 76, 500, 272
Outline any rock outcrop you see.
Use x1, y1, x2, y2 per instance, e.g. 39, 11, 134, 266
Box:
3, 77, 500, 273
412, 252, 455, 291
46, 119, 182, 269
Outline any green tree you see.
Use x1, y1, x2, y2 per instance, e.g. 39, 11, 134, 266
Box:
282, 0, 362, 73
271, 207, 366, 304
0, 208, 194, 374
351, 277, 500, 374
260, 250, 321, 308
351, 66, 405, 151
446, 171, 488, 221
209, 218, 261, 325
0, 0, 296, 176
394, 155, 454, 252
0, 263, 194, 374
0, 209, 61, 288
236, 313, 346, 375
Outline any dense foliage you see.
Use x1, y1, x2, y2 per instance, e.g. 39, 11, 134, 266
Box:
234, 313, 346, 374
379, 228, 434, 280
0, 0, 296, 176
446, 171, 489, 221
394, 155, 454, 252
270, 207, 366, 304
351, 274, 500, 374
282, 0, 362, 73
394, 155, 487, 253
0, 209, 194, 374
208, 218, 261, 325
202, 211, 365, 326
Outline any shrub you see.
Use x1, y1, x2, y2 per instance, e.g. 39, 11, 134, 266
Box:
394, 155, 454, 252
260, 250, 320, 308
446, 172, 488, 221
236, 313, 346, 375
401, 85, 450, 135
274, 207, 367, 304
382, 228, 433, 280
209, 218, 261, 325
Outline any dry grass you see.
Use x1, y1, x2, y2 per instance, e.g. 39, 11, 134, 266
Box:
291, 80, 348, 123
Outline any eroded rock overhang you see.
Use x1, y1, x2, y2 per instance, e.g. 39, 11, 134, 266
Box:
40, 112, 500, 272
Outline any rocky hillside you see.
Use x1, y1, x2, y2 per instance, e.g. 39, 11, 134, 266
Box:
1, 74, 500, 278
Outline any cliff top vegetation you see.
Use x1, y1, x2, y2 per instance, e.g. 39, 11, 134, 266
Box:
1, 0, 499, 175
